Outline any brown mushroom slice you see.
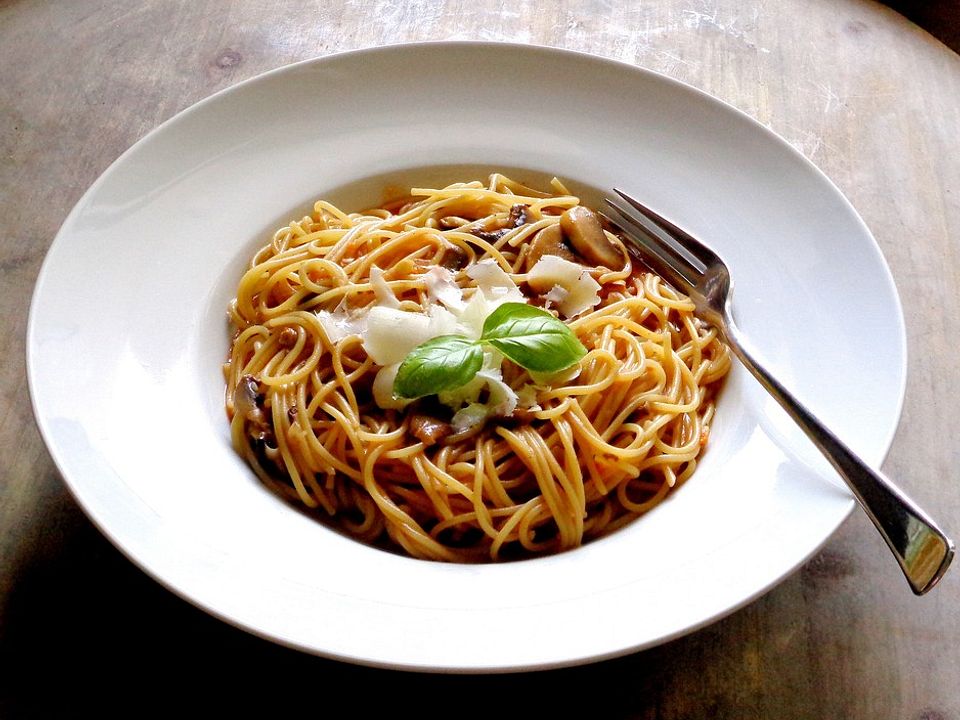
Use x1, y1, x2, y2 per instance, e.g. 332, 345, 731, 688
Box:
234, 375, 270, 430
523, 223, 577, 271
507, 204, 529, 228
439, 244, 469, 271
409, 413, 453, 446
469, 203, 531, 243
560, 206, 625, 270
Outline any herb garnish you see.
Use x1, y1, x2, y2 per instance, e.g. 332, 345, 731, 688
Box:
394, 303, 587, 399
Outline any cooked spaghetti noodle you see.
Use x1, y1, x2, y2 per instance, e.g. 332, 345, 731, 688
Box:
225, 174, 730, 561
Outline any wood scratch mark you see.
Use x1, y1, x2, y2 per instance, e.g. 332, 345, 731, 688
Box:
681, 0, 768, 52
636, 17, 668, 42
656, 49, 700, 72
814, 82, 843, 114
768, 121, 837, 159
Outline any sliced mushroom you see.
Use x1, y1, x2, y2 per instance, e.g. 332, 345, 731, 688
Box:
470, 204, 531, 242
469, 228, 504, 243
439, 244, 469, 271
560, 206, 625, 270
523, 224, 577, 271
409, 413, 453, 446
507, 204, 529, 227
234, 375, 269, 431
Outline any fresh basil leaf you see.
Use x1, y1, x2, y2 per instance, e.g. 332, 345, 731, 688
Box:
394, 336, 484, 399
480, 302, 587, 373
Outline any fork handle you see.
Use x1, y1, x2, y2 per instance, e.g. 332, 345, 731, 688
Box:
724, 318, 954, 594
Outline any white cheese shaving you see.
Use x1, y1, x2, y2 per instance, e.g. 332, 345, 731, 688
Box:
363, 307, 428, 365
527, 255, 601, 318
516, 384, 540, 409
466, 258, 515, 291
363, 304, 458, 367
450, 404, 490, 432
371, 363, 411, 410
455, 291, 494, 340
427, 303, 458, 336
449, 375, 519, 431
316, 309, 367, 345
423, 266, 465, 311
543, 285, 569, 309
467, 259, 525, 301
369, 265, 400, 309
456, 259, 525, 338
438, 351, 500, 406
364, 258, 530, 416
441, 352, 520, 431
477, 369, 519, 417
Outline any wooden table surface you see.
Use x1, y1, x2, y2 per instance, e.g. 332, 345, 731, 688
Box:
2, 0, 958, 716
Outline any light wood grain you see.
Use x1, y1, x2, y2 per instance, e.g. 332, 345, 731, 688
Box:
2, 0, 958, 716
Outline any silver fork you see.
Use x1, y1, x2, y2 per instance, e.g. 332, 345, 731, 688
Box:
604, 189, 954, 595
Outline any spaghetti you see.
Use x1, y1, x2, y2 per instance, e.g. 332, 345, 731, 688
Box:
225, 174, 730, 561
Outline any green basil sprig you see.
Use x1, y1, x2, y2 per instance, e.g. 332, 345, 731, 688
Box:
394, 303, 587, 400
391, 336, 484, 400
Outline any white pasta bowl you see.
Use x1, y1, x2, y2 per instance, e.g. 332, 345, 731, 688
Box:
27, 43, 905, 671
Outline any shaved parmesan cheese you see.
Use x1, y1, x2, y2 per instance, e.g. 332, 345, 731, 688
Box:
455, 259, 526, 338
516, 384, 540, 409
363, 304, 459, 367
438, 351, 499, 405
365, 258, 533, 416
427, 305, 459, 344
527, 255, 601, 318
369, 265, 400, 308
423, 266, 464, 311
451, 404, 490, 432
363, 307, 433, 365
477, 368, 519, 417
316, 309, 367, 344
468, 259, 525, 301
449, 374, 520, 431
466, 258, 514, 291
372, 363, 411, 410
455, 291, 494, 340
543, 284, 569, 308
441, 351, 520, 430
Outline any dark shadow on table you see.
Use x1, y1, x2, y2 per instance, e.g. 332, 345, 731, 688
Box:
0, 488, 876, 719
0, 515, 691, 717
882, 0, 960, 52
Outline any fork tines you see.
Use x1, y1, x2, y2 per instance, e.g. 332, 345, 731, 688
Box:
602, 190, 712, 293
